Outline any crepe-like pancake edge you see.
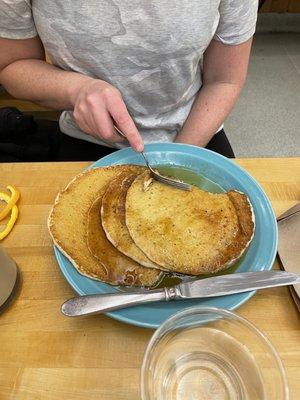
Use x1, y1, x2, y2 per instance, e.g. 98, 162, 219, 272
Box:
48, 165, 162, 287
101, 172, 165, 270
87, 194, 162, 286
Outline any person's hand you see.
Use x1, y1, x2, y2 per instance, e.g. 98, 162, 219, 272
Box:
70, 78, 144, 151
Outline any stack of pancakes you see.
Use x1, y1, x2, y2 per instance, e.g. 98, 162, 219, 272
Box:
48, 165, 255, 287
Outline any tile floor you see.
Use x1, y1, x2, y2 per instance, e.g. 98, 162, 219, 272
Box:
226, 33, 300, 157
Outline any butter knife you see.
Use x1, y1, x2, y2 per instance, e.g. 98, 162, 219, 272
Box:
61, 271, 300, 317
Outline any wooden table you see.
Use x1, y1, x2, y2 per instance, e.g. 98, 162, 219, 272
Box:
0, 158, 299, 400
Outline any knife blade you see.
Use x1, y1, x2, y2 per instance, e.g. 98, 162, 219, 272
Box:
61, 271, 300, 317
276, 203, 300, 222
277, 204, 300, 308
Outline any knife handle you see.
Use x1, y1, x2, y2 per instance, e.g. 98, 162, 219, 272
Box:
61, 288, 169, 317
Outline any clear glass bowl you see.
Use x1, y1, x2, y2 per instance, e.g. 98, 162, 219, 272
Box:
141, 307, 288, 400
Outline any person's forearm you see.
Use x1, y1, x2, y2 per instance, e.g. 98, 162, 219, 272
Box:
0, 57, 143, 150
175, 81, 242, 147
0, 59, 93, 110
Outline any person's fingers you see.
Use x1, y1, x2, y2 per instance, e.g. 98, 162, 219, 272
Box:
84, 92, 124, 143
73, 106, 97, 137
91, 109, 124, 143
73, 83, 143, 148
107, 96, 144, 152
74, 100, 123, 143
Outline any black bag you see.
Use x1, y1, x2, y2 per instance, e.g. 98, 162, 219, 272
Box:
0, 107, 59, 162
0, 107, 36, 142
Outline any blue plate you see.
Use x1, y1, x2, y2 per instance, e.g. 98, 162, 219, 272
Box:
54, 143, 278, 329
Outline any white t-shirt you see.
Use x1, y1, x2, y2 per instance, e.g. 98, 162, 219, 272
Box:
0, 0, 258, 147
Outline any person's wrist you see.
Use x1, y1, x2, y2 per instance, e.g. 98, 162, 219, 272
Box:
66, 74, 97, 108
175, 128, 213, 147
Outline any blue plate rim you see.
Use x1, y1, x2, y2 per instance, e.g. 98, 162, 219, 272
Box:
54, 143, 278, 329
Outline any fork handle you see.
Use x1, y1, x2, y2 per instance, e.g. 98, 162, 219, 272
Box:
140, 151, 151, 168
114, 125, 127, 139
114, 126, 151, 168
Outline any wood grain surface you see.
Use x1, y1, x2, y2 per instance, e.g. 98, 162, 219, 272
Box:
0, 159, 299, 400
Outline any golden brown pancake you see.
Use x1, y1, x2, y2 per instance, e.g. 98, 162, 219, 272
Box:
125, 171, 255, 275
87, 193, 162, 286
48, 166, 162, 287
101, 172, 163, 270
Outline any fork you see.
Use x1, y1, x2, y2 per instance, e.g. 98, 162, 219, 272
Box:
114, 126, 192, 191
